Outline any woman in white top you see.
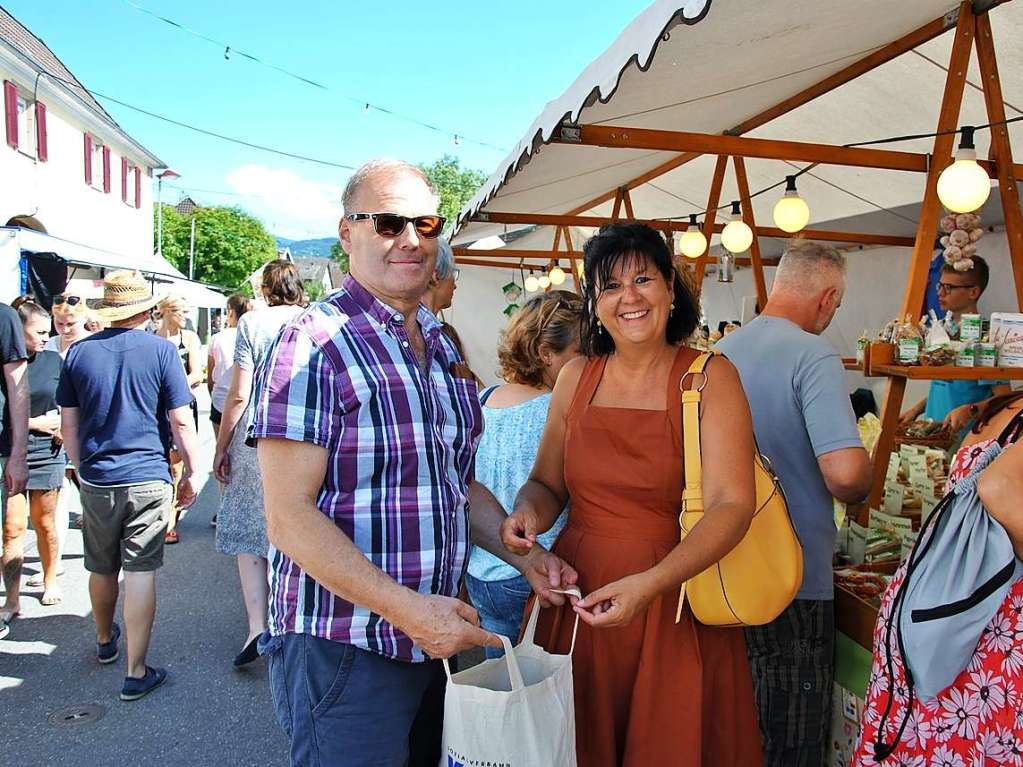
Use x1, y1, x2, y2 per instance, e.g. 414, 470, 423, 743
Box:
206, 295, 251, 440
213, 261, 306, 668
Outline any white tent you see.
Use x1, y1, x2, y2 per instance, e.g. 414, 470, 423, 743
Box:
454, 0, 1022, 250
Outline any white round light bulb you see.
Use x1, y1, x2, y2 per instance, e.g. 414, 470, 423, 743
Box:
773, 192, 811, 233
549, 265, 567, 286
524, 275, 540, 292
538, 274, 551, 290
937, 148, 992, 213
721, 214, 754, 254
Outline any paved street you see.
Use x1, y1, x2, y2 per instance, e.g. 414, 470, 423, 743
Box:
0, 395, 289, 765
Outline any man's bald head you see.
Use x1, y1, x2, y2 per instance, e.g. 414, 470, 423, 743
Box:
769, 239, 847, 334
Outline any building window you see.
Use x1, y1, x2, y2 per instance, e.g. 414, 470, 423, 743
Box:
84, 134, 111, 192
15, 93, 33, 155
4, 81, 46, 160
123, 161, 141, 208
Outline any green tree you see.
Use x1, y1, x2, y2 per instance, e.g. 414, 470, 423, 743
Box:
303, 280, 326, 302
156, 205, 277, 290
419, 155, 487, 234
329, 241, 349, 274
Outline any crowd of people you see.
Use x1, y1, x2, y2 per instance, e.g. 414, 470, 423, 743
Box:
0, 155, 1020, 766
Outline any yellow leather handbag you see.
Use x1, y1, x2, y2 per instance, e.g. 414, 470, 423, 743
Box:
675, 351, 803, 627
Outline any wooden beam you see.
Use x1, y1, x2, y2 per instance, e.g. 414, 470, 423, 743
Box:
565, 152, 702, 216
727, 10, 961, 136
455, 258, 546, 270
453, 248, 776, 266
871, 2, 976, 511
610, 188, 624, 220
696, 156, 730, 287
733, 157, 770, 310
553, 124, 930, 172
472, 212, 916, 247
622, 187, 635, 219
975, 12, 1023, 311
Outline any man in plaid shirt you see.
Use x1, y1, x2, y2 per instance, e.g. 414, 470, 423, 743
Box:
252, 159, 576, 767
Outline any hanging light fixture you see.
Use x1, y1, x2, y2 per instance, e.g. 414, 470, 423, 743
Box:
720, 201, 754, 254
937, 126, 992, 213
538, 273, 551, 290
718, 252, 736, 283
678, 214, 707, 259
524, 271, 540, 293
549, 261, 567, 286
773, 175, 811, 233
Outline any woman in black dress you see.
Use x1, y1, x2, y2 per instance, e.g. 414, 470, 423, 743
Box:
3, 298, 66, 611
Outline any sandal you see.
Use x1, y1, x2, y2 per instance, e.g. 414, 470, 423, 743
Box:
26, 568, 66, 588
164, 530, 179, 545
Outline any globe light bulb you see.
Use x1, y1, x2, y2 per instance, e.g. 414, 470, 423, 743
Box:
538, 274, 551, 290
937, 127, 992, 213
773, 175, 811, 233
720, 201, 754, 254
524, 274, 540, 292
549, 264, 567, 285
678, 213, 707, 259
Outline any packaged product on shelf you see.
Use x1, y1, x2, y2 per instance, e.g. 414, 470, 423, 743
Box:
955, 341, 976, 367
977, 340, 997, 367
856, 331, 869, 365
961, 312, 983, 342
991, 312, 1023, 367
896, 315, 922, 364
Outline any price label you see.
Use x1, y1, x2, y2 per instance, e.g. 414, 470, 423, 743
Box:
900, 530, 919, 561
886, 454, 901, 482
849, 520, 868, 564
883, 483, 905, 516
920, 493, 940, 517
870, 508, 914, 534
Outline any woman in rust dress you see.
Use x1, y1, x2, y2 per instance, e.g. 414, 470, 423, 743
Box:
502, 223, 763, 766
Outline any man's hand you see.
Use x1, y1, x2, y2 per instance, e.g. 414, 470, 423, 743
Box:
176, 474, 198, 510
395, 593, 502, 659
4, 454, 27, 495
573, 571, 660, 630
213, 447, 231, 483
944, 403, 976, 433
521, 547, 579, 608
501, 507, 542, 556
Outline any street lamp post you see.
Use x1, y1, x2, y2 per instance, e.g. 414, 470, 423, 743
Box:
156, 169, 180, 258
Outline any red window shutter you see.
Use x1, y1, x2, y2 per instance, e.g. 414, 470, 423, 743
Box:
4, 80, 17, 149
134, 167, 141, 209
102, 146, 111, 193
121, 158, 128, 203
34, 101, 47, 161
84, 134, 93, 185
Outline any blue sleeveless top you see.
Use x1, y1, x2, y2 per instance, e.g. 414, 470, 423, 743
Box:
467, 389, 569, 582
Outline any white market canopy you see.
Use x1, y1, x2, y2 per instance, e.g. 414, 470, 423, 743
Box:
453, 0, 1023, 257
1, 226, 226, 308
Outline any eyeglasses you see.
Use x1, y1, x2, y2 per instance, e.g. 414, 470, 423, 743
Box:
53, 294, 83, 307
936, 281, 977, 294
346, 213, 446, 239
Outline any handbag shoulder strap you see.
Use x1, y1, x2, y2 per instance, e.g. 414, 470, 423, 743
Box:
681, 351, 715, 513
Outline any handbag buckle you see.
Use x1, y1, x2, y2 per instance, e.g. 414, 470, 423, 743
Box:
679, 371, 707, 393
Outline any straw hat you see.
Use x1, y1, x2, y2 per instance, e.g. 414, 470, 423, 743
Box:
95, 270, 161, 321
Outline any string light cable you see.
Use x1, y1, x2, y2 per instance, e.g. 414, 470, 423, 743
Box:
118, 0, 507, 152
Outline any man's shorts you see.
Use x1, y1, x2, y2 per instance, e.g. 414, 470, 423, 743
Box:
210, 405, 222, 425
80, 481, 172, 574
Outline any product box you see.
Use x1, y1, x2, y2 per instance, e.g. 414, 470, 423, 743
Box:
991, 312, 1023, 367
961, 313, 983, 342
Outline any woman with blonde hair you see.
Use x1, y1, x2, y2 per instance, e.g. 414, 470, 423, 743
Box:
465, 290, 581, 654
501, 223, 763, 765
156, 294, 202, 544
214, 260, 305, 667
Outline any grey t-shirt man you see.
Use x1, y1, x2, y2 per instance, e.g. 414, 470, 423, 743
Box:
717, 315, 862, 600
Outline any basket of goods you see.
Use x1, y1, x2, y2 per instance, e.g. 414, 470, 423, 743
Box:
895, 419, 953, 449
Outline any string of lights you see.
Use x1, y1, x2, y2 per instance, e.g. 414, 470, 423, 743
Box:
119, 0, 507, 152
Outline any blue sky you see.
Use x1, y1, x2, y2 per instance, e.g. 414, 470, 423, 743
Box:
8, 0, 648, 239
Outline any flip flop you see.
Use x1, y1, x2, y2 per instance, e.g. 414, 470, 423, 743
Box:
0, 610, 19, 639
41, 590, 63, 606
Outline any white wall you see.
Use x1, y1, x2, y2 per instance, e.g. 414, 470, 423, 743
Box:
451, 230, 1020, 401
0, 62, 155, 261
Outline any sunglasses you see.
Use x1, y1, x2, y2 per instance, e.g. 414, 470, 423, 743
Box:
53, 294, 83, 307
346, 213, 446, 239
936, 282, 976, 294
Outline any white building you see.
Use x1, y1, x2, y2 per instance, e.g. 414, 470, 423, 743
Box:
0, 7, 162, 261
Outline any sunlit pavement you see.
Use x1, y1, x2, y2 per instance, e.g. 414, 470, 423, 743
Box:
0, 393, 288, 765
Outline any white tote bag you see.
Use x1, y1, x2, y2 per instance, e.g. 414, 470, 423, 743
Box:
440, 591, 580, 767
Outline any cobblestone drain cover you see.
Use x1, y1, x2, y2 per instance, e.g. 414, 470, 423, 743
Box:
49, 704, 106, 726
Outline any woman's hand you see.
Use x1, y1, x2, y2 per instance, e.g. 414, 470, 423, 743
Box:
520, 546, 579, 608
573, 571, 661, 629
501, 507, 541, 556
213, 447, 231, 483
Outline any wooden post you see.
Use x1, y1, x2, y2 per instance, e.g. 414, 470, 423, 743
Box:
562, 227, 581, 294
610, 188, 624, 221
694, 156, 729, 287
869, 2, 976, 510
622, 187, 635, 219
975, 12, 1023, 311
733, 156, 770, 311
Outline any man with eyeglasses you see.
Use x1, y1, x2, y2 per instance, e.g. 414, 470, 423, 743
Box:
250, 159, 577, 767
900, 255, 1012, 431
421, 236, 459, 317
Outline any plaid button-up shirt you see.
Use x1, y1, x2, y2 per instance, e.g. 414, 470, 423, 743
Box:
250, 275, 483, 662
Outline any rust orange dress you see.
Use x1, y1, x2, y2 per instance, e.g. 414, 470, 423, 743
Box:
532, 345, 764, 767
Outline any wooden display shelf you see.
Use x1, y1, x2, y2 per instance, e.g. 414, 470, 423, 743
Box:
871, 364, 1023, 380
842, 357, 862, 371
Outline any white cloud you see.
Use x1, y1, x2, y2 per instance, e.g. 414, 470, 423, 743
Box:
225, 164, 343, 238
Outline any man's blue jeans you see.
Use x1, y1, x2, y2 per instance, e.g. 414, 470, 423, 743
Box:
464, 573, 532, 659
262, 632, 445, 767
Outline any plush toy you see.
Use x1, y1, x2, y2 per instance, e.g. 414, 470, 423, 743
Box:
941, 210, 984, 271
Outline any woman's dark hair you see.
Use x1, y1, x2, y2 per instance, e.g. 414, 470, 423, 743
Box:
12, 294, 49, 324
261, 260, 305, 307
579, 223, 699, 356
974, 392, 1023, 434
227, 294, 251, 321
